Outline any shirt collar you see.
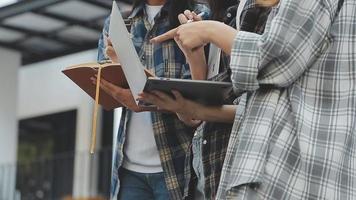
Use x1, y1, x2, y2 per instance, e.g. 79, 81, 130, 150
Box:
128, 0, 171, 19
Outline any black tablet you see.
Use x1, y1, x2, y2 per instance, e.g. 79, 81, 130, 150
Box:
144, 77, 232, 105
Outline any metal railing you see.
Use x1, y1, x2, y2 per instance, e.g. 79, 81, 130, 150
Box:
0, 148, 112, 200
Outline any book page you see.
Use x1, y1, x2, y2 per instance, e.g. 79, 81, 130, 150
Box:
109, 1, 147, 105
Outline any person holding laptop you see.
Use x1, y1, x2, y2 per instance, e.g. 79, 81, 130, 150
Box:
96, 0, 209, 200
141, 0, 356, 199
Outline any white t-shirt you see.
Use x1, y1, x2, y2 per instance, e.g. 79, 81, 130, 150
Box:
122, 4, 164, 173
123, 111, 163, 173
145, 4, 163, 25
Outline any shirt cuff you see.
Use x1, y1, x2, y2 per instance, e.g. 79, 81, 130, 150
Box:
230, 31, 262, 95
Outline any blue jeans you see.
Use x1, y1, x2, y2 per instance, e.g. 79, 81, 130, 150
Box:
192, 131, 205, 200
118, 168, 170, 200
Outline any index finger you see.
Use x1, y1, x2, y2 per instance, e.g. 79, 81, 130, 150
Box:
178, 13, 189, 24
150, 28, 178, 44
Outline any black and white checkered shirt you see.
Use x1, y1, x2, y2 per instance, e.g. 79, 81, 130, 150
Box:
217, 0, 356, 199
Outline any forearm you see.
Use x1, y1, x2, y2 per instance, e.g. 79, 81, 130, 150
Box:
204, 21, 238, 55
191, 104, 236, 123
186, 48, 207, 80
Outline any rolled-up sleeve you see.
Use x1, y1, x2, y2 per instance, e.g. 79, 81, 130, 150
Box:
231, 0, 340, 94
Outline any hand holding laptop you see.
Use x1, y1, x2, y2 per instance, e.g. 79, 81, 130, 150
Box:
138, 90, 202, 127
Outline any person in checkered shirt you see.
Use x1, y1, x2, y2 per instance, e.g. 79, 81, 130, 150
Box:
141, 0, 356, 199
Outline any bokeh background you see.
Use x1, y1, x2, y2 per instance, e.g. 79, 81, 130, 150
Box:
0, 0, 133, 199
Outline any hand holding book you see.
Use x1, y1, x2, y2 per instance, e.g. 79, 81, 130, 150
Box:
90, 76, 155, 112
95, 35, 149, 112
98, 30, 156, 112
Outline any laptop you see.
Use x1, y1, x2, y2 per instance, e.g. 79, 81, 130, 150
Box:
144, 77, 232, 105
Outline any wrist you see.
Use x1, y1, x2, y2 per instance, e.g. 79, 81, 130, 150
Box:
190, 101, 204, 120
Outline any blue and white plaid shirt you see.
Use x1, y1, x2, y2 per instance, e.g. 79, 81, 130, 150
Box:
97, 2, 209, 200
217, 0, 356, 199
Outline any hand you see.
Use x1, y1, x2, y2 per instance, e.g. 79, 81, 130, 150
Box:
137, 90, 202, 127
175, 10, 207, 80
91, 76, 148, 112
177, 114, 202, 127
176, 10, 204, 57
151, 21, 236, 55
105, 38, 120, 63
151, 21, 210, 51
178, 10, 203, 24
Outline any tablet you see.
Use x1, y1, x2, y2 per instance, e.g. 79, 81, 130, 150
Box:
144, 77, 232, 105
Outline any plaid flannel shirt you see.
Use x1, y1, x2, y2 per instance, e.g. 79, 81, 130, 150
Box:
97, 2, 209, 200
183, 1, 271, 199
217, 0, 356, 199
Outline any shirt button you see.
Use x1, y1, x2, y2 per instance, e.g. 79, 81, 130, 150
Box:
203, 140, 207, 145
227, 13, 232, 18
142, 55, 146, 60
322, 42, 329, 51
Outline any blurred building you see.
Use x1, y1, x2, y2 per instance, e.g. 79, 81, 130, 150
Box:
0, 0, 132, 199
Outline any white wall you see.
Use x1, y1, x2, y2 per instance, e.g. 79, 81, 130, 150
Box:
17, 49, 101, 198
0, 47, 21, 200
18, 49, 97, 120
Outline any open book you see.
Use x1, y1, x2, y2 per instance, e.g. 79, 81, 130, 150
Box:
62, 62, 154, 110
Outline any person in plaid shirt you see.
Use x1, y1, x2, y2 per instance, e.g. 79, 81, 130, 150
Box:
145, 0, 356, 199
96, 0, 209, 199
139, 0, 271, 199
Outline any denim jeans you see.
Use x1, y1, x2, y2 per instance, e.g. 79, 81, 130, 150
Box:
118, 168, 170, 200
192, 131, 205, 200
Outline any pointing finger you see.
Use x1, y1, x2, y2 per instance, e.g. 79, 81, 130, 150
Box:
150, 28, 178, 44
